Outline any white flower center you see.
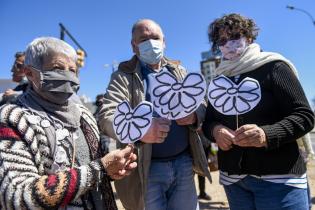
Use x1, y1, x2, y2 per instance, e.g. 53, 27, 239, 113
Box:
125, 113, 133, 120
227, 87, 238, 95
171, 83, 182, 91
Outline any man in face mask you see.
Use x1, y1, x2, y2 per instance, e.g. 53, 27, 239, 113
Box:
98, 19, 211, 210
131, 20, 165, 69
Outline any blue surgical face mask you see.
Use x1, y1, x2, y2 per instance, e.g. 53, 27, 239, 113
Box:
138, 39, 164, 65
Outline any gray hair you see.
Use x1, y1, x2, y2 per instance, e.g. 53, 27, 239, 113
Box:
24, 37, 77, 69
131, 19, 164, 40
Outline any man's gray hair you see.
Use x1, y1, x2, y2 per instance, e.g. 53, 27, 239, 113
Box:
24, 37, 77, 69
131, 19, 164, 40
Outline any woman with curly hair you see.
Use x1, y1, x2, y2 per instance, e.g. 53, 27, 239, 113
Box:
202, 13, 314, 209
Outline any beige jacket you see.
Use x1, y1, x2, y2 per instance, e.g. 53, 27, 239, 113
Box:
98, 56, 211, 210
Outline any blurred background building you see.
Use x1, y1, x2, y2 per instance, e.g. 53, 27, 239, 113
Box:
200, 50, 221, 84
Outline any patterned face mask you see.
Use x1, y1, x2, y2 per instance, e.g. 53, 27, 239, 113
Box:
219, 37, 248, 60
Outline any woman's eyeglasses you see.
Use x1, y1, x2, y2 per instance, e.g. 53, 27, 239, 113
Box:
217, 33, 242, 46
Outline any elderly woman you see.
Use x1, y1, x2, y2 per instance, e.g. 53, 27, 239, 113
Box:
202, 14, 314, 209
0, 37, 137, 210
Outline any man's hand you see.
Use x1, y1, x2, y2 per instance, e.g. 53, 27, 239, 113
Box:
101, 144, 137, 180
176, 113, 196, 126
3, 89, 15, 96
141, 118, 171, 143
234, 124, 267, 148
213, 124, 235, 151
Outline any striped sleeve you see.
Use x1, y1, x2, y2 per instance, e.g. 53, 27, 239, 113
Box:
0, 137, 103, 210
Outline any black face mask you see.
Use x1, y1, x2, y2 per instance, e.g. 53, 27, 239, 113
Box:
33, 68, 80, 104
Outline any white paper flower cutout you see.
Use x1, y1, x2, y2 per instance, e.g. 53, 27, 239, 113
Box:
208, 75, 261, 115
150, 71, 206, 120
113, 101, 153, 143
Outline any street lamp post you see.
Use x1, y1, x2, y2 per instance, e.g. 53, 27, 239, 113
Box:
59, 23, 88, 56
286, 5, 315, 26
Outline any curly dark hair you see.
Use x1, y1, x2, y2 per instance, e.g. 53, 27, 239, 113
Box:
208, 13, 259, 53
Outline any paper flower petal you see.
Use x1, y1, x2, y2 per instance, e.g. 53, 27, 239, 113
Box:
133, 117, 150, 128
168, 92, 181, 110
212, 76, 234, 89
116, 120, 127, 135
113, 101, 153, 143
129, 122, 142, 141
238, 79, 259, 92
156, 72, 177, 85
222, 96, 234, 113
152, 84, 172, 97
123, 123, 132, 140
208, 75, 261, 115
238, 92, 259, 102
150, 71, 206, 120
235, 97, 251, 113
182, 87, 204, 96
209, 87, 227, 99
117, 101, 130, 113
214, 94, 231, 108
181, 92, 197, 109
133, 103, 153, 117
159, 89, 174, 105
182, 73, 204, 87
114, 113, 126, 126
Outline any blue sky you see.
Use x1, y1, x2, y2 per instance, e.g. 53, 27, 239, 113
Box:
1, 0, 315, 103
